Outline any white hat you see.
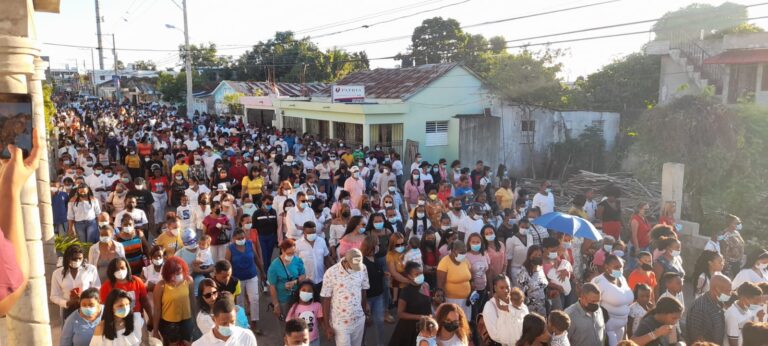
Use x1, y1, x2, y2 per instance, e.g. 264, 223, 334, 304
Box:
217, 183, 228, 191
349, 165, 360, 173
285, 155, 295, 163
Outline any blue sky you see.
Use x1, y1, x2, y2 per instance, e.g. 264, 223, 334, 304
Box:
34, 0, 768, 80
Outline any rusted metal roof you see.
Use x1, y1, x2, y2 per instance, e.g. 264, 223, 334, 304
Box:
222, 81, 328, 97
703, 49, 768, 65
317, 63, 461, 100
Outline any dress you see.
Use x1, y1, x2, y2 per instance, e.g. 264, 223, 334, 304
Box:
388, 283, 433, 346
516, 267, 548, 316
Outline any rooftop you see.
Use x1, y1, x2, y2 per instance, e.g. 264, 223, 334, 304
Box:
221, 81, 328, 97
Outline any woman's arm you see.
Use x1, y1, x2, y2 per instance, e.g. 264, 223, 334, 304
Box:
630, 325, 674, 346
152, 281, 164, 339
630, 218, 640, 249
140, 294, 153, 331
396, 297, 424, 321
437, 270, 447, 291
387, 258, 412, 285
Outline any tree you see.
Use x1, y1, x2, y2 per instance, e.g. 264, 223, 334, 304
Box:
408, 17, 468, 66
116, 60, 125, 70
179, 43, 229, 69
484, 50, 564, 178
489, 36, 507, 54
653, 2, 748, 40
133, 60, 157, 71
222, 92, 245, 115
707, 22, 764, 39
156, 71, 203, 104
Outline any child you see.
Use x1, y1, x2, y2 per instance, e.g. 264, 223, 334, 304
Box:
176, 195, 193, 230
416, 315, 438, 346
591, 235, 616, 271
627, 283, 653, 338
403, 236, 423, 266
285, 280, 324, 346
548, 310, 571, 346
659, 272, 685, 334
195, 234, 214, 270
627, 252, 657, 296
543, 237, 572, 311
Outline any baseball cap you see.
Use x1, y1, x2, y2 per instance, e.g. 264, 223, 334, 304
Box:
285, 155, 295, 163
344, 248, 363, 271
181, 228, 197, 246
349, 165, 360, 173
217, 183, 228, 192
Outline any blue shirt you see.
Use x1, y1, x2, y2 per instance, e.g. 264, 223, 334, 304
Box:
453, 187, 474, 209
60, 308, 103, 346
53, 191, 70, 225
267, 256, 306, 303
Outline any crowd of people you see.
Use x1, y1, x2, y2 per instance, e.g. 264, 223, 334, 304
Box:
46, 98, 768, 346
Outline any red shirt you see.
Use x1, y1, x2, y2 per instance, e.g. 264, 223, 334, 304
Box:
632, 214, 652, 248
147, 176, 169, 194
99, 276, 148, 313
228, 165, 248, 183
628, 268, 657, 292
203, 214, 230, 245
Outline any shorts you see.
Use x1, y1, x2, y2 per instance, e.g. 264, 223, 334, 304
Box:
158, 318, 194, 343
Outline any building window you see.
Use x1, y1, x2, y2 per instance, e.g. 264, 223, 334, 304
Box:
100, 75, 106, 81
425, 121, 448, 146
283, 116, 303, 133
370, 123, 404, 154
521, 120, 535, 144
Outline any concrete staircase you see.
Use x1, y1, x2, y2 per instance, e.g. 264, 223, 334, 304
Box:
669, 48, 712, 91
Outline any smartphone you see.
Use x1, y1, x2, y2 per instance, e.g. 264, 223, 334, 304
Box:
0, 93, 33, 159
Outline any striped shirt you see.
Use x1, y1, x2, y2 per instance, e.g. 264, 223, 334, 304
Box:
686, 293, 726, 344
117, 235, 145, 274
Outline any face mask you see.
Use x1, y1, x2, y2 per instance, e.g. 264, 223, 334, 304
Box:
429, 194, 437, 201
736, 224, 743, 231
395, 246, 405, 253
235, 239, 246, 246
441, 225, 451, 231
299, 291, 314, 302
603, 245, 613, 252
671, 250, 681, 257
545, 188, 552, 193
69, 260, 82, 269
417, 212, 425, 219
121, 178, 130, 183
218, 325, 233, 337
81, 306, 98, 317
94, 170, 102, 175
757, 263, 768, 270
106, 172, 114, 177
98, 221, 110, 228
152, 258, 164, 266
388, 186, 396, 193
641, 263, 654, 271
613, 250, 625, 258
562, 242, 572, 249
175, 175, 183, 180
611, 269, 623, 279
374, 222, 384, 230
384, 202, 394, 208
284, 255, 294, 262
170, 228, 179, 236
175, 274, 184, 283
388, 217, 398, 224
548, 252, 558, 260
412, 174, 419, 179
717, 234, 727, 241
453, 206, 462, 211
265, 205, 273, 211
455, 253, 466, 262
718, 292, 731, 302
531, 258, 543, 266
301, 202, 309, 209
306, 233, 317, 242
519, 227, 527, 235
99, 236, 112, 243
470, 244, 481, 252
750, 304, 763, 312
584, 302, 600, 313
485, 234, 496, 242
186, 244, 198, 250
114, 269, 128, 280
443, 321, 460, 332
413, 274, 425, 285
355, 226, 366, 234
114, 307, 130, 318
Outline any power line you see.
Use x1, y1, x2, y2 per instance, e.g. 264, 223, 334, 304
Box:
506, 30, 651, 49
463, 0, 621, 29
295, 0, 447, 34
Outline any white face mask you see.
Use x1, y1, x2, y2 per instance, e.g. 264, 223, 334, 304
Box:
114, 269, 128, 280
69, 260, 83, 269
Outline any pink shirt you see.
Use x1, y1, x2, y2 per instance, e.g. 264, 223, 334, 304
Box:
337, 237, 363, 259
404, 180, 425, 205
286, 302, 324, 341
486, 244, 507, 280
343, 177, 365, 209
0, 229, 22, 302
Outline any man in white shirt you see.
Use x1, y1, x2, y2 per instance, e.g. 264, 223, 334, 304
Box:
295, 221, 331, 289
192, 298, 258, 346
583, 188, 598, 221
375, 165, 396, 193
114, 196, 149, 229
202, 146, 222, 177
725, 282, 764, 346
532, 180, 555, 215
184, 178, 211, 208
458, 205, 484, 242
184, 136, 200, 151
409, 153, 423, 174
286, 192, 317, 240
84, 164, 109, 204
321, 249, 370, 346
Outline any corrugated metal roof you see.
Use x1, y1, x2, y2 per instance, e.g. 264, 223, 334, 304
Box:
703, 49, 768, 65
221, 81, 328, 97
316, 63, 461, 100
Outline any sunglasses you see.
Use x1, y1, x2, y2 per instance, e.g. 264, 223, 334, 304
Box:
395, 242, 406, 247
202, 290, 218, 299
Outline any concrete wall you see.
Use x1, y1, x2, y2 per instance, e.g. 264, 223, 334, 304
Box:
658, 56, 702, 104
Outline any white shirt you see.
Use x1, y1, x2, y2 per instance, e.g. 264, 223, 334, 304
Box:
185, 185, 211, 208
546, 259, 573, 295
732, 268, 768, 291
391, 160, 403, 176
532, 192, 555, 215
704, 239, 721, 254
406, 217, 432, 239
447, 210, 466, 229
184, 139, 200, 151
89, 312, 143, 346
67, 198, 101, 222
177, 205, 193, 230
286, 206, 318, 240
114, 208, 148, 227
482, 298, 528, 346
591, 274, 634, 331
88, 241, 126, 268
191, 325, 258, 346
584, 199, 598, 220
320, 261, 370, 331
506, 234, 532, 268
296, 236, 330, 284
85, 174, 109, 193
725, 302, 760, 346
142, 264, 163, 286
202, 153, 222, 176
457, 215, 483, 239
50, 264, 101, 309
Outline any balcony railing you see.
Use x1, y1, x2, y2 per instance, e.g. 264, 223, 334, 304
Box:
668, 31, 726, 94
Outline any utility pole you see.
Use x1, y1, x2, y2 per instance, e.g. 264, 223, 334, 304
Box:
112, 34, 120, 102
182, 0, 193, 118
95, 0, 104, 69
91, 48, 97, 95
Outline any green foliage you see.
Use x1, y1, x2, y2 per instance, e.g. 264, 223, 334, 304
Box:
483, 50, 563, 108
133, 60, 157, 71
550, 124, 608, 175
156, 71, 203, 104
116, 60, 125, 70
652, 2, 748, 40
222, 92, 245, 115
232, 31, 369, 83
562, 53, 660, 113
42, 83, 56, 137
179, 43, 230, 69
54, 235, 92, 255
707, 22, 765, 39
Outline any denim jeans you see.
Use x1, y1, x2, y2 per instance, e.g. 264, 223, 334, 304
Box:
75, 219, 99, 243
374, 256, 392, 309
367, 294, 386, 346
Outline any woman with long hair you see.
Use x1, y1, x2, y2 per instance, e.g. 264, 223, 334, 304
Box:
89, 223, 126, 279
404, 169, 425, 210
361, 235, 388, 344
98, 257, 153, 328
151, 256, 194, 345
652, 236, 685, 297
267, 239, 307, 320
91, 289, 143, 345
483, 225, 507, 284
195, 278, 249, 334
68, 183, 102, 243
516, 313, 551, 346
328, 203, 352, 257
516, 245, 548, 316
389, 261, 433, 346
691, 250, 724, 298
435, 303, 471, 346
593, 254, 634, 346
629, 202, 652, 259
50, 245, 101, 320
276, 198, 296, 245
336, 215, 367, 259
241, 165, 266, 205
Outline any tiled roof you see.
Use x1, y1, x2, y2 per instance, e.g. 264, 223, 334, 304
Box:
316, 63, 461, 100
221, 81, 327, 97
703, 48, 768, 65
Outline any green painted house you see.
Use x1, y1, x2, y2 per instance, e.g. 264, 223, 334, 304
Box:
277, 63, 490, 165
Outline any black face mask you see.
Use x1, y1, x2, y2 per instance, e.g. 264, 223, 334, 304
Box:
641, 263, 653, 271
443, 321, 460, 332
584, 302, 600, 313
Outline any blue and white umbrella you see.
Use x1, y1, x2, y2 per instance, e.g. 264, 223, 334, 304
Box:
531, 212, 603, 241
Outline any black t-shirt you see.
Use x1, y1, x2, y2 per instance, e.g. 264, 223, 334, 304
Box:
127, 189, 154, 212
363, 257, 384, 298
214, 277, 240, 296
252, 208, 278, 236
170, 180, 189, 207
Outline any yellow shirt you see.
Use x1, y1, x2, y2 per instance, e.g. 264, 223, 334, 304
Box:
386, 251, 407, 288
124, 155, 141, 169
341, 153, 354, 167
155, 232, 183, 256
161, 280, 192, 322
242, 176, 264, 195
494, 188, 515, 210
171, 163, 190, 179
437, 256, 472, 299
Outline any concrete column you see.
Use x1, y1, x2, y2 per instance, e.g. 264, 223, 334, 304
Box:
0, 35, 53, 345
661, 162, 684, 221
